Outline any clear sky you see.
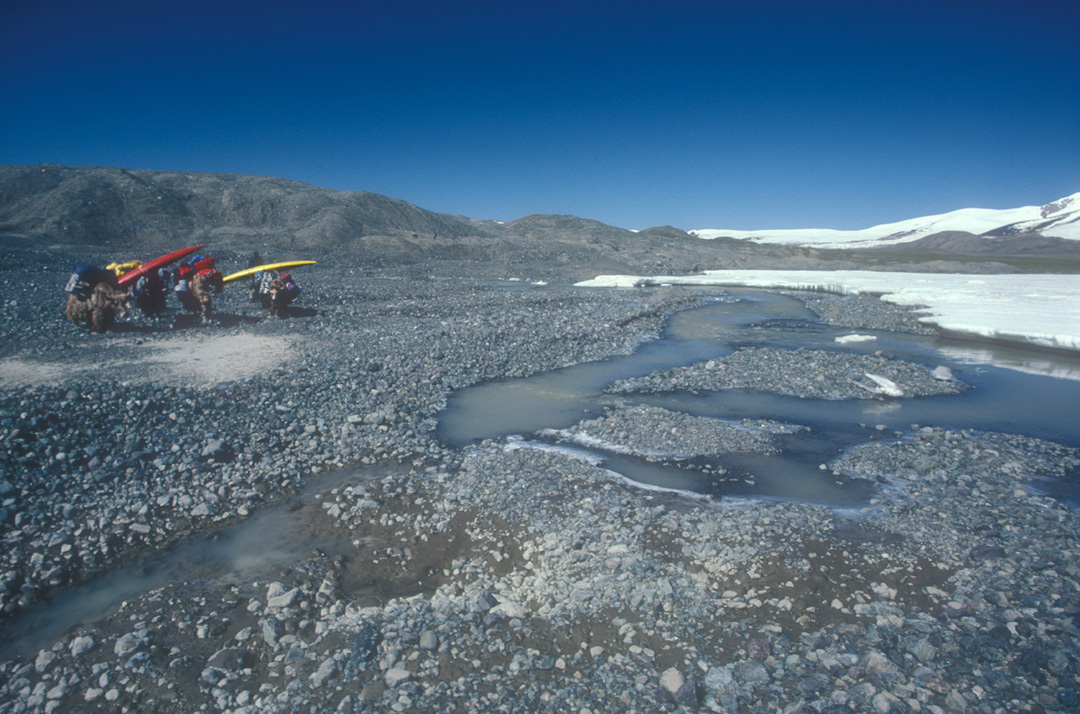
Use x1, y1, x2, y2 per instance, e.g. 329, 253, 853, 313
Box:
2, 0, 1078, 231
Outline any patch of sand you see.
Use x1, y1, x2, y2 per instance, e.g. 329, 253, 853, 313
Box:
0, 334, 292, 387
0, 360, 85, 386
137, 334, 293, 385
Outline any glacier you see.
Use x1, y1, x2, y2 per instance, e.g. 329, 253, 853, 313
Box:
690, 192, 1080, 247
576, 270, 1080, 353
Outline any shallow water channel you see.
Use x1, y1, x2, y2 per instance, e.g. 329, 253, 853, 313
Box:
0, 463, 406, 662
438, 288, 1080, 505
5, 288, 1079, 661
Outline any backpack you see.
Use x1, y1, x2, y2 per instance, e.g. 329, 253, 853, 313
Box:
257, 271, 278, 295
106, 260, 143, 278
190, 256, 215, 273
178, 255, 215, 280
65, 265, 115, 299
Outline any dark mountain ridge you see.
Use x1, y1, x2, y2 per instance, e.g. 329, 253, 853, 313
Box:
0, 164, 504, 250
889, 230, 1080, 257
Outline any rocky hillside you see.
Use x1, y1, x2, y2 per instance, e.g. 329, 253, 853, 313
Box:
0, 164, 504, 250
884, 230, 1080, 258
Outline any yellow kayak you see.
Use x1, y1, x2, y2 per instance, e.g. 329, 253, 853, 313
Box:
222, 260, 317, 284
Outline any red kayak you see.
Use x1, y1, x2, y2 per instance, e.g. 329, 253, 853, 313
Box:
117, 244, 205, 287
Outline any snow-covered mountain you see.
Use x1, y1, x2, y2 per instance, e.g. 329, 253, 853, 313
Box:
690, 193, 1080, 248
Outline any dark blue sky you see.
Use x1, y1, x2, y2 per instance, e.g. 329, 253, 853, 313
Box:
2, 0, 1078, 230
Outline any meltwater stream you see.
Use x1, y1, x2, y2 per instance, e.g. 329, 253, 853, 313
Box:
0, 463, 407, 662
437, 289, 1080, 505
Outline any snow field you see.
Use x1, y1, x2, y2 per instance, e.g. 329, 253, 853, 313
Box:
577, 270, 1080, 353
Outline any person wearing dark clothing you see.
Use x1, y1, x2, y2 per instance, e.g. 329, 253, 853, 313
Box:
254, 270, 277, 305
134, 268, 169, 317
175, 269, 223, 321
268, 272, 301, 318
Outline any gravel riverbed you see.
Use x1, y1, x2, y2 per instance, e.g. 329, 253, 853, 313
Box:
545, 404, 808, 460
608, 348, 966, 401
0, 251, 1078, 714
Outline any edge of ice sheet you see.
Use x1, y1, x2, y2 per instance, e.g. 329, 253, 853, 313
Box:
576, 270, 1080, 353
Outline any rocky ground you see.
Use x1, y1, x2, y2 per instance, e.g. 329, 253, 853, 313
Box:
799, 294, 939, 337
0, 248, 1078, 713
544, 404, 808, 460
607, 348, 966, 401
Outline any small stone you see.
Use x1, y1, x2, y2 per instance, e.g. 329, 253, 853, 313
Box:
465, 588, 499, 613
862, 651, 901, 675
660, 667, 685, 696
191, 502, 214, 517
945, 690, 968, 712
490, 600, 526, 619
735, 661, 771, 685
114, 633, 141, 656
909, 639, 937, 663
705, 665, 735, 690
35, 650, 56, 673
659, 666, 699, 707
747, 636, 772, 662
207, 647, 248, 671
201, 666, 228, 685
384, 667, 411, 688
310, 657, 339, 688
419, 630, 439, 651
872, 692, 896, 714
267, 587, 299, 609
261, 617, 285, 646
201, 439, 235, 462
70, 635, 95, 657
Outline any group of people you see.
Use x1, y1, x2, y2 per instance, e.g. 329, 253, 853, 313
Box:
119, 253, 224, 322
64, 251, 302, 332
127, 261, 219, 321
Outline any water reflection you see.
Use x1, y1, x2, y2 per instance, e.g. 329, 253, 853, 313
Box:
936, 345, 1080, 382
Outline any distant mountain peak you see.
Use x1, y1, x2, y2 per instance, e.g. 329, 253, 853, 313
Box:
691, 193, 1080, 248
1041, 192, 1079, 218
